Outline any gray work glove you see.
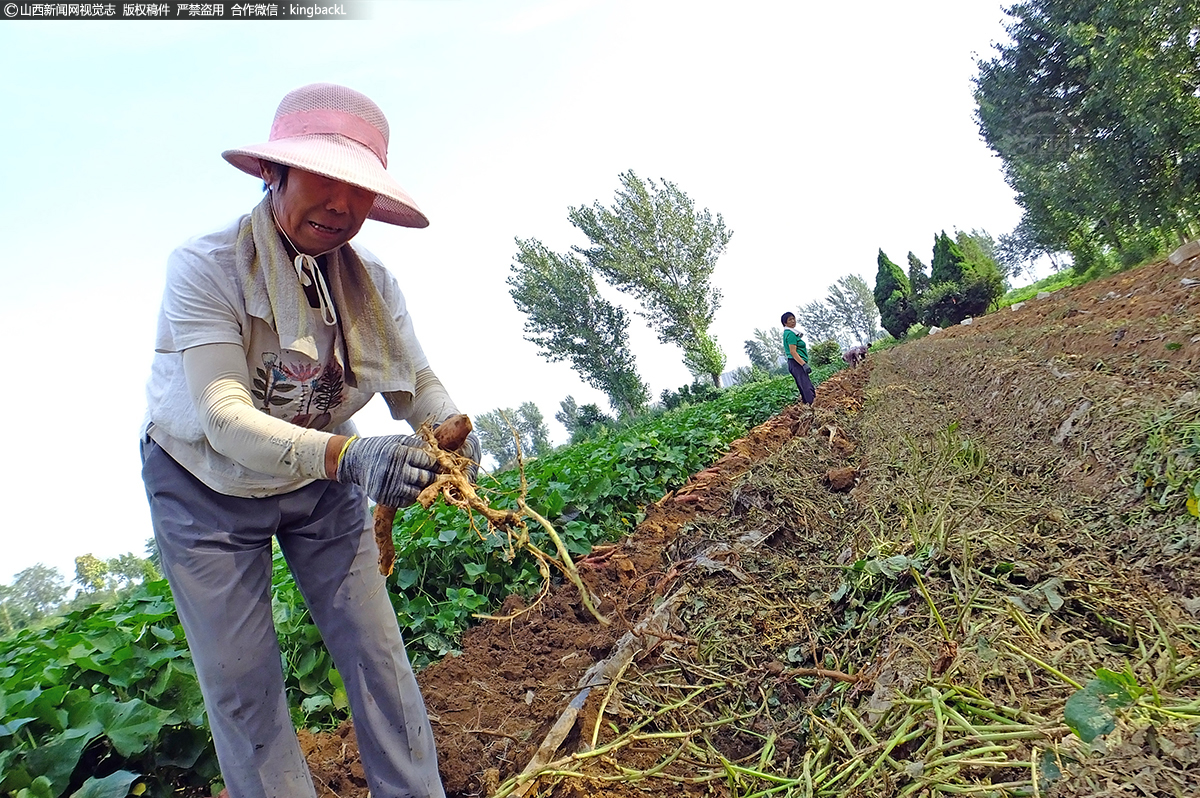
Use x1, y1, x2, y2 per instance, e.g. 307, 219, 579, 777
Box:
336, 434, 437, 508
459, 430, 482, 483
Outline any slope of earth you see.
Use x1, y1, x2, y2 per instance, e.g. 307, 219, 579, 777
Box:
302, 255, 1200, 798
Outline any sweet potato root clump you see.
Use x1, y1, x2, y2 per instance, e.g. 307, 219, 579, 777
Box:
372, 415, 475, 576
371, 413, 608, 626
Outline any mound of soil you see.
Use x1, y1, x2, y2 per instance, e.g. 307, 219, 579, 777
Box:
301, 255, 1200, 797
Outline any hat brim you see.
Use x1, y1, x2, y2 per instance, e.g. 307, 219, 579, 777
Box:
222, 134, 429, 228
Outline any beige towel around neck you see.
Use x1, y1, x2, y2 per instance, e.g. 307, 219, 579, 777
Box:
236, 194, 416, 397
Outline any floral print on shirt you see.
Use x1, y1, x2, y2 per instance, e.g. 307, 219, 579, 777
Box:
251, 353, 345, 430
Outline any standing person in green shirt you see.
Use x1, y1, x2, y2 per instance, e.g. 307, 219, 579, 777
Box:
781, 312, 816, 405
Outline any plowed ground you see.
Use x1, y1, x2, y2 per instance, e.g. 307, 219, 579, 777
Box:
302, 255, 1200, 798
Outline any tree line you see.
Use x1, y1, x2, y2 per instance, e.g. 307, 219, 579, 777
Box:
747, 0, 1200, 365
1, 549, 159, 636
488, 181, 1015, 469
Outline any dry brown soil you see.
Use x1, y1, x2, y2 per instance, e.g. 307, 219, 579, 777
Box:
300, 255, 1200, 798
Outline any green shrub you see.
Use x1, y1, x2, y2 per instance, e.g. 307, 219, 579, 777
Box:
726, 366, 774, 386
660, 381, 721, 411
904, 323, 931, 339
810, 339, 842, 368
999, 270, 1075, 306
919, 281, 965, 327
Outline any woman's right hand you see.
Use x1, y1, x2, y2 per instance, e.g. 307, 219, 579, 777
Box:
334, 434, 438, 508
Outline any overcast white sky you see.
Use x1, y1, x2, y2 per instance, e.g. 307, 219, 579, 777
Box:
0, 0, 1033, 584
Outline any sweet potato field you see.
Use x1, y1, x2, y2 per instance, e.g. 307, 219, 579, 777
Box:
0, 367, 830, 797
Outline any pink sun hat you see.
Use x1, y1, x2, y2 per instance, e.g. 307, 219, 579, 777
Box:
222, 83, 429, 229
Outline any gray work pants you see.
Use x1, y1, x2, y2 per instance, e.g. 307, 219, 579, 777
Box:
141, 437, 445, 798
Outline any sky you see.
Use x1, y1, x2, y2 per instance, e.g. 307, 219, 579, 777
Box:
0, 0, 1036, 585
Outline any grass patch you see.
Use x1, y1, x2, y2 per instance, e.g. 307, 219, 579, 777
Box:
999, 271, 1076, 307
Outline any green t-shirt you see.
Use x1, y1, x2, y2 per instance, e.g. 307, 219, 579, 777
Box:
782, 329, 808, 364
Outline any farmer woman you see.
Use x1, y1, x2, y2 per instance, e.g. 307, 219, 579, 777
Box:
781, 312, 816, 406
140, 83, 477, 798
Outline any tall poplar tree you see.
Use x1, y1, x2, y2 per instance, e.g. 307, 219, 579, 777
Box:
744, 328, 783, 372
475, 402, 552, 469
508, 238, 650, 417
569, 170, 732, 387
827, 274, 881, 346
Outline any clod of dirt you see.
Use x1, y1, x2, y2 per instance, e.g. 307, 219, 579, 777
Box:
826, 466, 858, 491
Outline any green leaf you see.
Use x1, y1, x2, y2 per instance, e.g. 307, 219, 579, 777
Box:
149, 625, 175, 642
1037, 749, 1063, 785
69, 771, 140, 798
544, 489, 566, 517
295, 647, 317, 678
153, 727, 209, 769
328, 668, 349, 710
0, 748, 29, 792
1064, 669, 1141, 742
865, 554, 915, 579
23, 728, 98, 795
94, 697, 174, 757
147, 663, 206, 727
394, 568, 420, 589
1095, 667, 1144, 700
0, 717, 35, 737
301, 694, 333, 715
16, 776, 54, 798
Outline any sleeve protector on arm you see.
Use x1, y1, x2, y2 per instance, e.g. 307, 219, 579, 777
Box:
182, 342, 333, 480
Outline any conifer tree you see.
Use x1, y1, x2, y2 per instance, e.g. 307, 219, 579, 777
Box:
874, 249, 917, 338
907, 252, 930, 296
921, 231, 1004, 327
930, 231, 968, 285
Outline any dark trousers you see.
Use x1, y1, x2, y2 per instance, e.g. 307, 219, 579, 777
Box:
788, 360, 816, 405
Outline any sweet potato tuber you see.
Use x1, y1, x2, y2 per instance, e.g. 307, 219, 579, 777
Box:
373, 414, 474, 576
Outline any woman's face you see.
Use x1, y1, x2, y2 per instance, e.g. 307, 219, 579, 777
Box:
261, 163, 376, 255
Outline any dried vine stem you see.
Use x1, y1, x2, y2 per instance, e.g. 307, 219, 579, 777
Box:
407, 418, 610, 627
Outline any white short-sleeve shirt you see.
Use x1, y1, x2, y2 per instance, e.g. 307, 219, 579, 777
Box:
144, 214, 429, 497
